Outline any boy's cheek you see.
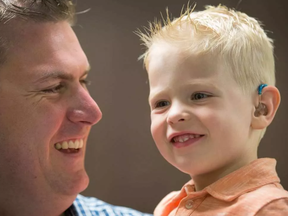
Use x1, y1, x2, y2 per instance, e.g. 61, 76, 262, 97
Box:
150, 120, 160, 137
199, 109, 227, 124
150, 119, 165, 140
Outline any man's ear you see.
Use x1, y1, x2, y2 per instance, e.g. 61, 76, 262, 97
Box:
251, 86, 281, 129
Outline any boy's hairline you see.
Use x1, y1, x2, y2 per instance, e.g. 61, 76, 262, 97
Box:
138, 4, 275, 91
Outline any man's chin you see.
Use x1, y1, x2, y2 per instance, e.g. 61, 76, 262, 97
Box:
69, 171, 90, 195
78, 173, 90, 193
52, 170, 90, 196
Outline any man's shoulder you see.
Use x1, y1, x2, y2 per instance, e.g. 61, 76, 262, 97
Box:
70, 194, 153, 216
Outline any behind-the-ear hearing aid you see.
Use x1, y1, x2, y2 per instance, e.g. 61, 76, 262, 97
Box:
254, 84, 268, 117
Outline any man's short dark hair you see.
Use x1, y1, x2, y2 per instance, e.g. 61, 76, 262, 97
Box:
0, 0, 76, 63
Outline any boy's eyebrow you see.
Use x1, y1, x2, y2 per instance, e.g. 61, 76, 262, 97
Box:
184, 82, 221, 91
148, 82, 221, 102
33, 66, 91, 84
148, 90, 163, 102
148, 86, 173, 103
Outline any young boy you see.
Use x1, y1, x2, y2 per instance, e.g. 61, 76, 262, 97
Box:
137, 5, 288, 216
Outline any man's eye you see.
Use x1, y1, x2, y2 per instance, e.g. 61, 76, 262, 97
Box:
42, 84, 64, 94
191, 93, 210, 100
80, 79, 91, 87
155, 101, 170, 108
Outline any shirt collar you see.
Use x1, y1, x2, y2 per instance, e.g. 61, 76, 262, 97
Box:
64, 204, 77, 216
182, 158, 280, 202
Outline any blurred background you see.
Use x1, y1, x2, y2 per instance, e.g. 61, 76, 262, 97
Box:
73, 0, 288, 213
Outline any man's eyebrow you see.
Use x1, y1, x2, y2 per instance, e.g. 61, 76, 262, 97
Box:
33, 67, 91, 84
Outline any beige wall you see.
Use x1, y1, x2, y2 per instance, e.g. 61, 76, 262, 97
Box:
74, 0, 288, 213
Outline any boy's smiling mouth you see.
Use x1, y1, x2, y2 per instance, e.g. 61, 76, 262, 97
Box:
169, 133, 205, 148
172, 134, 202, 143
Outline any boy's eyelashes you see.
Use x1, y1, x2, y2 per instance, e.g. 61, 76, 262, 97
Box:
191, 92, 212, 100
151, 92, 213, 109
154, 100, 170, 108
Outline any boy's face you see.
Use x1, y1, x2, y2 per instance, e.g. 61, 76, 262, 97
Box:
147, 43, 258, 178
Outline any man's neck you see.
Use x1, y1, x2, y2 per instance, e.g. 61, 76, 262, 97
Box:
0, 191, 76, 216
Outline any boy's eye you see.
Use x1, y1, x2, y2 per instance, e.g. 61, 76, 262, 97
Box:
42, 84, 64, 94
191, 92, 210, 100
155, 100, 170, 108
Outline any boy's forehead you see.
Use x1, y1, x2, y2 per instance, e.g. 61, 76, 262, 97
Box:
148, 43, 224, 77
149, 41, 187, 58
147, 42, 190, 73
146, 44, 247, 96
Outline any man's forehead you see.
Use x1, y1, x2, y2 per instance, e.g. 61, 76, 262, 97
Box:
0, 20, 89, 83
2, 20, 77, 60
1, 19, 65, 42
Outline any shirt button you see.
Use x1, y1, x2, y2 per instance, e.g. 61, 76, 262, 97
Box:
185, 200, 193, 209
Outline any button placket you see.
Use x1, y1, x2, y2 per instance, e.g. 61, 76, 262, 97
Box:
185, 200, 193, 209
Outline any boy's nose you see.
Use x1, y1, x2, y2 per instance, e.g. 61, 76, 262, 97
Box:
67, 88, 102, 126
166, 103, 191, 124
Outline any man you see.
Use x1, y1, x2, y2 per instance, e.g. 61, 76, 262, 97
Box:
0, 1, 151, 215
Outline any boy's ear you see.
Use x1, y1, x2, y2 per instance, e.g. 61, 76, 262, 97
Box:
251, 86, 281, 129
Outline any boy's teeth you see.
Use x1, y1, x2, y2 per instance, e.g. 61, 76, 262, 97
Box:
173, 134, 200, 143
179, 136, 189, 142
55, 139, 84, 150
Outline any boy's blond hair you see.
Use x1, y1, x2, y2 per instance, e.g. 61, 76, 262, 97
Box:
137, 5, 275, 94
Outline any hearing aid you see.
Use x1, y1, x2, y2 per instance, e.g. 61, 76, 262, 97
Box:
254, 84, 268, 117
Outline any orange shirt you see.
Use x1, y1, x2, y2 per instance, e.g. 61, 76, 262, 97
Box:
154, 158, 288, 216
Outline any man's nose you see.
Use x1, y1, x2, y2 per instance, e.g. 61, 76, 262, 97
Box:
166, 102, 191, 125
67, 87, 102, 126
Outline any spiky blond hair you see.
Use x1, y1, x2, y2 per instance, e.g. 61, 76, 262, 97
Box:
137, 4, 275, 94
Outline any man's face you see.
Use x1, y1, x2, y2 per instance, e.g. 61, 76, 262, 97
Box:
0, 21, 102, 197
147, 42, 257, 179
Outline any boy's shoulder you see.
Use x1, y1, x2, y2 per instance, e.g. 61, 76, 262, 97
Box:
154, 183, 288, 216
154, 159, 288, 215
236, 183, 288, 215
241, 182, 288, 200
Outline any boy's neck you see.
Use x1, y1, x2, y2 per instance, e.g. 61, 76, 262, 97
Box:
192, 156, 257, 191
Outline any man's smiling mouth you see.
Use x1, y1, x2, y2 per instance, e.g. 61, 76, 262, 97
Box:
54, 139, 84, 153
